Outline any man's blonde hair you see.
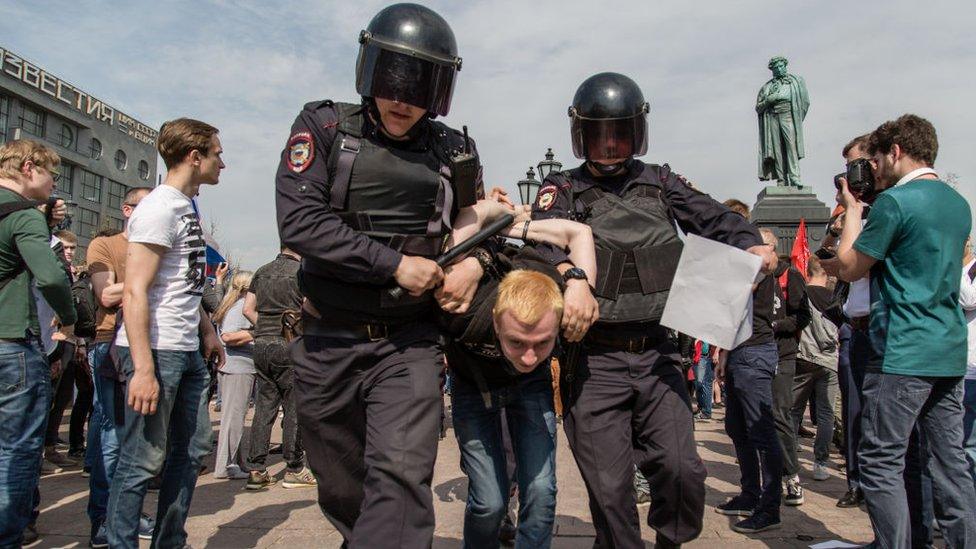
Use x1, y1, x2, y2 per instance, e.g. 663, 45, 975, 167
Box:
493, 270, 564, 325
0, 139, 60, 180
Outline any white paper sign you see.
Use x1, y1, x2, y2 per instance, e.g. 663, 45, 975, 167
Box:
660, 234, 762, 349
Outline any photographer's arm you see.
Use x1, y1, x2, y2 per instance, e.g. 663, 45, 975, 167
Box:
834, 181, 877, 282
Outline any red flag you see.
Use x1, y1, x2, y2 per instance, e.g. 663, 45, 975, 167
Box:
791, 218, 811, 281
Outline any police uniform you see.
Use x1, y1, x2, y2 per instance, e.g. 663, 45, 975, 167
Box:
274, 97, 479, 547
532, 159, 762, 547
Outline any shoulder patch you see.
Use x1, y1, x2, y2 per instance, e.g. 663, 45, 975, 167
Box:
536, 185, 558, 211
287, 131, 315, 173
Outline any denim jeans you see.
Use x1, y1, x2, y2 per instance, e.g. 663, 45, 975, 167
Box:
85, 342, 121, 527
106, 347, 211, 549
724, 342, 782, 515
451, 367, 557, 549
965, 379, 976, 487
247, 338, 303, 472
859, 372, 976, 548
0, 339, 49, 548
694, 356, 714, 416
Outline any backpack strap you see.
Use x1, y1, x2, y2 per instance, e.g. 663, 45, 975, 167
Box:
0, 198, 47, 293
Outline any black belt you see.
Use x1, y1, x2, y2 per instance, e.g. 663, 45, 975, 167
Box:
849, 315, 870, 331
585, 329, 664, 354
302, 317, 408, 341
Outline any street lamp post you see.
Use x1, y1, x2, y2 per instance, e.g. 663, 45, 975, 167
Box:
536, 147, 563, 182
517, 167, 540, 206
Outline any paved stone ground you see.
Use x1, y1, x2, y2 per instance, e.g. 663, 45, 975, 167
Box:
33, 399, 877, 548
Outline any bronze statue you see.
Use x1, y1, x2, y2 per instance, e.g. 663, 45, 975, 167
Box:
757, 56, 810, 187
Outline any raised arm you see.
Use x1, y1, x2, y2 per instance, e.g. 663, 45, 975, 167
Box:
504, 218, 597, 287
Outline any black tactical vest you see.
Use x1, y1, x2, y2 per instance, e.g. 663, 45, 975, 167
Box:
566, 162, 683, 323
301, 102, 463, 320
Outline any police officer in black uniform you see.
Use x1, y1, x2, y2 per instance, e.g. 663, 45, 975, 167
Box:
274, 4, 487, 547
531, 72, 776, 548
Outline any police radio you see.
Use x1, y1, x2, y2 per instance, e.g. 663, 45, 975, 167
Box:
451, 125, 479, 208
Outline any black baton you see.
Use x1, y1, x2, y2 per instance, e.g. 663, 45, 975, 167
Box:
388, 213, 515, 299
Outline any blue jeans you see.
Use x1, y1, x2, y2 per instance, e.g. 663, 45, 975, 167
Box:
964, 379, 976, 488
859, 372, 976, 548
85, 342, 121, 527
451, 367, 557, 549
106, 347, 211, 549
724, 342, 782, 515
0, 339, 49, 549
694, 356, 714, 416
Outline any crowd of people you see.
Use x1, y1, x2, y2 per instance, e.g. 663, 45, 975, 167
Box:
1, 3, 975, 549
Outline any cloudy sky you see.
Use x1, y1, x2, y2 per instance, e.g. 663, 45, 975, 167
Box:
2, 0, 973, 268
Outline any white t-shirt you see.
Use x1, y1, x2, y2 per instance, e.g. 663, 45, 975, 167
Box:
960, 258, 976, 380
116, 184, 206, 351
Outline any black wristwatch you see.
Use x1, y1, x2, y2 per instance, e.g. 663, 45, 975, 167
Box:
562, 267, 588, 283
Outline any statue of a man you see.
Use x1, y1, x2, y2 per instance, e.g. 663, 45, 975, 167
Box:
757, 56, 810, 187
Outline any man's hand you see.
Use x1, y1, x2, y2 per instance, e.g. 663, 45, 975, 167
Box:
436, 257, 483, 314
202, 330, 226, 371
488, 186, 515, 209
836, 178, 863, 216
561, 279, 599, 342
41, 199, 67, 227
714, 349, 728, 382
128, 370, 160, 415
746, 244, 778, 274
215, 262, 229, 286
394, 255, 444, 297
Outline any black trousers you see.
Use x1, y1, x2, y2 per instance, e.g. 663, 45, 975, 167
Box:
562, 339, 706, 547
46, 357, 93, 451
291, 320, 443, 549
246, 338, 303, 472
771, 358, 799, 476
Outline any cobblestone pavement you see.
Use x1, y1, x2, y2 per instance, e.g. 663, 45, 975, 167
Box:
33, 399, 875, 548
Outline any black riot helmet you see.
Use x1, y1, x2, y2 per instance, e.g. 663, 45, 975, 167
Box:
356, 3, 462, 117
569, 73, 650, 161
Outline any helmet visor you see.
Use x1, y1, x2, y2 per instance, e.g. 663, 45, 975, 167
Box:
356, 45, 457, 116
571, 114, 648, 161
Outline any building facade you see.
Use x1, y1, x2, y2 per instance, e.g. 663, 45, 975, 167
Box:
0, 46, 158, 261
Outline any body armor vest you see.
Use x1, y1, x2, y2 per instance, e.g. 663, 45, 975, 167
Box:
301, 102, 462, 320
568, 162, 683, 323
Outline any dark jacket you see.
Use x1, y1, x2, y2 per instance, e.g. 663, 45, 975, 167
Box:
771, 263, 810, 360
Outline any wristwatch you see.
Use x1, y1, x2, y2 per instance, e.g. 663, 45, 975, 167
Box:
562, 267, 588, 283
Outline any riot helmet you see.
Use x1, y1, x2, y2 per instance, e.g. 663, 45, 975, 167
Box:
569, 73, 649, 162
356, 3, 462, 117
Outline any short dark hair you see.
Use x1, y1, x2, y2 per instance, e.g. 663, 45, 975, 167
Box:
123, 186, 152, 205
807, 255, 825, 278
867, 114, 938, 167
723, 199, 750, 219
842, 134, 870, 158
157, 118, 219, 169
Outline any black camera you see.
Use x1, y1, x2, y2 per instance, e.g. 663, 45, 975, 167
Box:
834, 158, 876, 202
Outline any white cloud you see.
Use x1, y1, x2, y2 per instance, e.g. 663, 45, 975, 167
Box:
2, 0, 973, 268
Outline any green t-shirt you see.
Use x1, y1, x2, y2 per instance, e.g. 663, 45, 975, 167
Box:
854, 178, 971, 377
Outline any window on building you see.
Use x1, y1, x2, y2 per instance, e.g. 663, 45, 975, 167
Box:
89, 138, 102, 160
58, 123, 74, 149
0, 96, 9, 144
138, 159, 150, 181
79, 169, 102, 202
57, 163, 74, 197
18, 104, 46, 137
107, 180, 127, 209
77, 207, 100, 239
114, 149, 127, 171
105, 216, 125, 233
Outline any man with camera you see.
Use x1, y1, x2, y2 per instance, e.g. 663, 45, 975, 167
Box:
830, 114, 975, 547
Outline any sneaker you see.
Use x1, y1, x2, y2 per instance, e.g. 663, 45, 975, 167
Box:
783, 475, 804, 506
148, 474, 163, 492
282, 467, 317, 488
214, 466, 250, 480
797, 425, 816, 439
245, 470, 277, 490
693, 411, 712, 422
23, 523, 40, 546
498, 511, 516, 545
731, 510, 781, 533
90, 522, 108, 548
81, 466, 91, 478
636, 490, 651, 505
41, 459, 63, 475
836, 487, 864, 508
715, 495, 757, 516
45, 447, 79, 468
138, 514, 155, 540
68, 447, 86, 460
812, 461, 830, 481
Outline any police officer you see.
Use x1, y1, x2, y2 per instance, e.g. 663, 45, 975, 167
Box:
274, 4, 486, 547
531, 72, 776, 548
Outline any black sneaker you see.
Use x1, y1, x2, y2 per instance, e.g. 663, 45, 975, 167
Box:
715, 495, 757, 516
732, 510, 781, 533
693, 412, 712, 422
783, 476, 804, 506
23, 523, 40, 546
836, 487, 864, 508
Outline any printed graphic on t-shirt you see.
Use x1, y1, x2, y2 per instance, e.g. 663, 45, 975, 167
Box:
182, 213, 206, 296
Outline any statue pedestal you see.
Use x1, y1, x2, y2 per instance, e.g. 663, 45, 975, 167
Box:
751, 185, 832, 257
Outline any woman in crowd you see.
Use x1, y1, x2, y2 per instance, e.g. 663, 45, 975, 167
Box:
212, 270, 256, 480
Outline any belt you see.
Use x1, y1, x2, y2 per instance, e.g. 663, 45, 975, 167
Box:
849, 315, 870, 331
301, 301, 407, 341
585, 330, 663, 354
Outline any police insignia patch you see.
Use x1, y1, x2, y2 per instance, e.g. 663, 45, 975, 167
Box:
536, 185, 557, 211
287, 131, 314, 173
